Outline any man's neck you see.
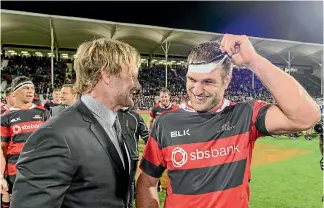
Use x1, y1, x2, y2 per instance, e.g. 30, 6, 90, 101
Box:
87, 91, 121, 112
14, 101, 33, 109
53, 100, 61, 105
187, 99, 225, 112
161, 102, 171, 108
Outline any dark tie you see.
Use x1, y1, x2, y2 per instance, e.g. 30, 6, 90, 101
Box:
113, 116, 129, 173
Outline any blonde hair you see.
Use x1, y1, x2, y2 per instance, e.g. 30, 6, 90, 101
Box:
74, 38, 141, 94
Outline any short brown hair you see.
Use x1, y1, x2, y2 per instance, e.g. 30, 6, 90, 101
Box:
62, 84, 76, 94
5, 87, 13, 96
159, 88, 170, 95
53, 88, 61, 92
74, 38, 141, 94
187, 41, 233, 79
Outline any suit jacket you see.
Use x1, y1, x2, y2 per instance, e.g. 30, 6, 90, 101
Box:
11, 99, 130, 208
51, 104, 69, 116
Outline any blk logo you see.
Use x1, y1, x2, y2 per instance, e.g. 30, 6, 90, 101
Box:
170, 129, 190, 138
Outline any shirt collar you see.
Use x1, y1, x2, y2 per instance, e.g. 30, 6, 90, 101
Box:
81, 94, 117, 128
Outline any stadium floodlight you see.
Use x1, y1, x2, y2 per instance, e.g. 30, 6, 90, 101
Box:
21, 51, 28, 54
8, 50, 15, 53
151, 59, 157, 62
62, 53, 68, 56
11, 52, 17, 55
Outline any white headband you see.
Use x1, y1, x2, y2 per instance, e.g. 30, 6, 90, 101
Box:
13, 81, 34, 92
188, 54, 228, 74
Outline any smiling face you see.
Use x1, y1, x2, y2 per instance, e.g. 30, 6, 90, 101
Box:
159, 92, 170, 107
186, 66, 231, 112
52, 90, 62, 104
108, 64, 141, 108
61, 87, 76, 106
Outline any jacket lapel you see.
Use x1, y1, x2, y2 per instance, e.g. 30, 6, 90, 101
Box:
73, 99, 129, 197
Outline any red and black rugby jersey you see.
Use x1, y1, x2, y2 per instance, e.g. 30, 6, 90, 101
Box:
149, 103, 179, 119
140, 100, 272, 208
1, 104, 50, 176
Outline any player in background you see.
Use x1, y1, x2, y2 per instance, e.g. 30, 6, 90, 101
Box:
44, 88, 62, 113
50, 84, 77, 116
148, 88, 179, 131
1, 87, 15, 115
147, 88, 178, 192
0, 76, 50, 208
32, 93, 43, 107
118, 107, 149, 207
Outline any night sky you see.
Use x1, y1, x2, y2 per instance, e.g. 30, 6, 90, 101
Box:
1, 1, 323, 44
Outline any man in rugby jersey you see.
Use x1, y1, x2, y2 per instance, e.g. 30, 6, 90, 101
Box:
147, 88, 178, 192
0, 76, 50, 208
44, 88, 62, 113
148, 88, 179, 132
1, 87, 15, 115
118, 107, 149, 207
136, 34, 320, 208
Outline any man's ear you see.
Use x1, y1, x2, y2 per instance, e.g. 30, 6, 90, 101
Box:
100, 65, 111, 85
223, 75, 232, 90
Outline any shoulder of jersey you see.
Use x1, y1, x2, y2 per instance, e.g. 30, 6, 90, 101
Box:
171, 104, 180, 110
35, 105, 48, 112
159, 107, 181, 118
1, 109, 12, 117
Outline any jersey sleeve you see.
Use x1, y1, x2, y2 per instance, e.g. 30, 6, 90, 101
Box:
1, 114, 10, 143
139, 120, 166, 178
250, 100, 273, 140
44, 102, 50, 111
149, 107, 156, 118
137, 113, 149, 144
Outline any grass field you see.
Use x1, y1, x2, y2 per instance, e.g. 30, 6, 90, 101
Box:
135, 113, 323, 208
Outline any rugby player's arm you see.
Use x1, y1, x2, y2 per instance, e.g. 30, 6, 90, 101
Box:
10, 128, 74, 208
1, 120, 10, 180
1, 142, 8, 178
137, 114, 149, 144
148, 108, 155, 130
136, 171, 160, 208
248, 55, 320, 135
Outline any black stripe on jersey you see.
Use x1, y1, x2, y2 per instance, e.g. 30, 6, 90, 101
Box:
155, 103, 253, 148
140, 157, 166, 178
255, 104, 272, 136
7, 154, 19, 164
1, 136, 10, 142
168, 158, 247, 195
11, 132, 33, 143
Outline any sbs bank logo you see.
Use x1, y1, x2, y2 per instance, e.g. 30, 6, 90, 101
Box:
12, 124, 41, 134
171, 147, 188, 168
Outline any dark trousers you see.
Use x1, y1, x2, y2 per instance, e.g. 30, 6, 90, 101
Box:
126, 160, 138, 208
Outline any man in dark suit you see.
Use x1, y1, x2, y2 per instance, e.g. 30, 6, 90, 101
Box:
10, 38, 142, 208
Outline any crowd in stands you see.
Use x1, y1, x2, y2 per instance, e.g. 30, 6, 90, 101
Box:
1, 55, 321, 109
1, 55, 75, 100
